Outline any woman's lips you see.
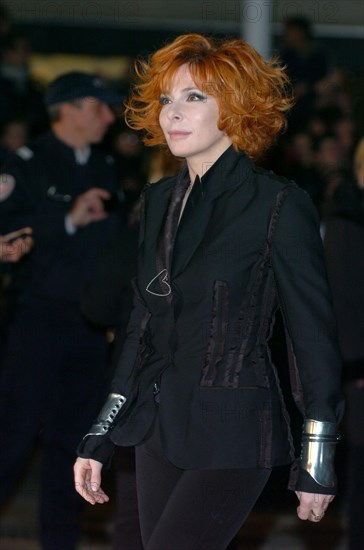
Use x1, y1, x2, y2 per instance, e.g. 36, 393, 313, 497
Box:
168, 131, 191, 139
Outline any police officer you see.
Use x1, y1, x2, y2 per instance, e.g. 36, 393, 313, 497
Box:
0, 72, 124, 549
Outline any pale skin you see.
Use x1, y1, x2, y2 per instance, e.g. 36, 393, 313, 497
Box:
68, 187, 111, 227
0, 227, 33, 262
74, 65, 335, 521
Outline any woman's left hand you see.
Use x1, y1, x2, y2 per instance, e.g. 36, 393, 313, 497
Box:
295, 491, 335, 522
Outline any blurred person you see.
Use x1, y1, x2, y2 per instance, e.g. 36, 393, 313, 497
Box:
290, 132, 314, 168
333, 114, 356, 159
307, 110, 328, 139
312, 133, 350, 214
74, 34, 343, 550
283, 132, 324, 215
0, 72, 124, 550
0, 32, 48, 137
314, 68, 353, 113
0, 176, 32, 263
281, 16, 330, 90
0, 227, 32, 362
284, 131, 347, 219
280, 16, 331, 132
108, 121, 149, 215
0, 118, 28, 166
323, 138, 364, 550
306, 106, 354, 146
0, 118, 28, 152
0, 2, 11, 50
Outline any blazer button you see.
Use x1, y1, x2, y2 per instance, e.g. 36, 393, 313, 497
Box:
153, 382, 160, 404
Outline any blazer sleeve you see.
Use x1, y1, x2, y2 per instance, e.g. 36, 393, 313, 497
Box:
77, 190, 149, 464
77, 292, 150, 465
271, 187, 344, 423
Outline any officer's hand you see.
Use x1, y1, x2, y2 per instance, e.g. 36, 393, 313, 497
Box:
295, 491, 334, 522
0, 227, 33, 262
69, 188, 111, 227
74, 457, 109, 505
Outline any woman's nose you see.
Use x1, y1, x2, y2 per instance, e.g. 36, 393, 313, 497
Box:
167, 103, 183, 120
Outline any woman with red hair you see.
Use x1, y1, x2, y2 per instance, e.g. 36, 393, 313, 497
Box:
74, 34, 343, 549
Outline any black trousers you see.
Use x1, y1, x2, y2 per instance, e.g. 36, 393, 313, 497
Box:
0, 299, 109, 550
347, 446, 364, 550
135, 414, 271, 550
112, 447, 144, 550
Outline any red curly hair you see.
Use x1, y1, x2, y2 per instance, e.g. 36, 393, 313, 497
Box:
125, 34, 294, 160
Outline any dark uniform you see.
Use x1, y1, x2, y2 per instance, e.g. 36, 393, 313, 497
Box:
0, 130, 124, 549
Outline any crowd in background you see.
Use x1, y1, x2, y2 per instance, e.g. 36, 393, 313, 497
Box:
0, 10, 362, 226
0, 2, 363, 549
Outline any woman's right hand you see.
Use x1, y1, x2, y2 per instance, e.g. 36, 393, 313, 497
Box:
73, 457, 109, 505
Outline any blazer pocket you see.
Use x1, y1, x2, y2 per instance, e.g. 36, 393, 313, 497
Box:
200, 280, 229, 387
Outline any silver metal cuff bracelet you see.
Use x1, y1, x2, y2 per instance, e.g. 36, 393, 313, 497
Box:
300, 419, 341, 487
83, 393, 127, 438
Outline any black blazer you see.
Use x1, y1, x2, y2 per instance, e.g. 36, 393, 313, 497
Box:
81, 146, 344, 473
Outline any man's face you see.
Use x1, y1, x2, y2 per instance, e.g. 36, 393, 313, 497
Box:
70, 98, 115, 144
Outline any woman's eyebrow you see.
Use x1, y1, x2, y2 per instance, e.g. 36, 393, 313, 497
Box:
160, 86, 203, 96
181, 87, 202, 92
162, 87, 201, 94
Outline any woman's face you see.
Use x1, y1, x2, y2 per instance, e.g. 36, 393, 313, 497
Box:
158, 64, 232, 173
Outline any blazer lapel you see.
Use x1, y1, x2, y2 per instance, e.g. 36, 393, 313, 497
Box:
140, 180, 173, 299
171, 197, 216, 277
143, 179, 174, 256
142, 166, 189, 304
171, 147, 255, 278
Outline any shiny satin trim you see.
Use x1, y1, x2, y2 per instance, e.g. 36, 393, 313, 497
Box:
200, 280, 229, 387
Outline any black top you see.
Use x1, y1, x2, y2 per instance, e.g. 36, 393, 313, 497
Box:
79, 146, 344, 493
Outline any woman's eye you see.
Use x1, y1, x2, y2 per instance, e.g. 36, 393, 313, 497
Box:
187, 93, 206, 102
159, 96, 171, 106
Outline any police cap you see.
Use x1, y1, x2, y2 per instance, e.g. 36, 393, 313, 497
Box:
45, 71, 122, 106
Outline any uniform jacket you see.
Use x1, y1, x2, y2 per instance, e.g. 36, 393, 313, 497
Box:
81, 146, 344, 472
0, 131, 123, 306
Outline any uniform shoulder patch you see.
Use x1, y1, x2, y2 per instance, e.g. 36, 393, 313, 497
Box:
16, 146, 34, 161
0, 174, 16, 202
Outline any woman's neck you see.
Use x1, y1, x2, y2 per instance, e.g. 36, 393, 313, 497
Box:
186, 141, 232, 182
